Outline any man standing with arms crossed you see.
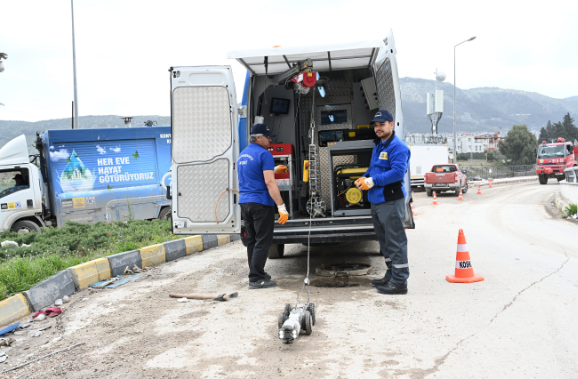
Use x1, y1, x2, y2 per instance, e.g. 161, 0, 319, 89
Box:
355, 110, 411, 295
237, 123, 289, 289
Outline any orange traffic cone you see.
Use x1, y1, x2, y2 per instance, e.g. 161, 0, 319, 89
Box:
446, 229, 484, 283
489, 179, 494, 189
432, 191, 438, 205
457, 189, 464, 201
411, 202, 417, 216
476, 185, 482, 195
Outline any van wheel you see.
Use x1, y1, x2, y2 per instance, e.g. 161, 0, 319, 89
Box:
268, 244, 285, 259
11, 220, 41, 234
426, 189, 433, 197
158, 207, 172, 223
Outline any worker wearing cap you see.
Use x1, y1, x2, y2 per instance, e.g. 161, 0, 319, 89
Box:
237, 123, 289, 289
355, 110, 411, 295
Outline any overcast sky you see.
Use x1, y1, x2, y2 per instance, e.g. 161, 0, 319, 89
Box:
1, 0, 577, 122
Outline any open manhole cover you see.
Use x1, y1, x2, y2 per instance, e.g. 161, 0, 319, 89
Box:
315, 263, 371, 277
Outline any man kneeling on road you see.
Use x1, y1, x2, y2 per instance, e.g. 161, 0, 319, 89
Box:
355, 110, 411, 295
237, 123, 289, 289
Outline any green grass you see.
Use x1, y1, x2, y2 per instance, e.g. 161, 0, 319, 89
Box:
564, 204, 578, 218
0, 220, 187, 299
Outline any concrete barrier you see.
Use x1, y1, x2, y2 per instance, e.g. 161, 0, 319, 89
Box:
107, 250, 142, 277
23, 270, 76, 312
139, 244, 166, 268
0, 294, 30, 327
217, 235, 231, 245
202, 235, 218, 250
163, 239, 187, 261
67, 258, 111, 290
184, 236, 203, 255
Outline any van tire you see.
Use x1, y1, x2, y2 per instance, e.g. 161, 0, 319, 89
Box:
158, 207, 172, 223
11, 220, 41, 234
268, 244, 285, 259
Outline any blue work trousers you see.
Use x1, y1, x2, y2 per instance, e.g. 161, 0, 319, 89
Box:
371, 198, 409, 285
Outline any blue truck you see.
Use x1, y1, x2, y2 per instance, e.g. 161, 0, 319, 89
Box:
0, 127, 172, 233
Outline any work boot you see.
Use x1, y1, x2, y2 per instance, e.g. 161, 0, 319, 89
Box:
249, 280, 277, 289
371, 275, 390, 287
376, 281, 408, 295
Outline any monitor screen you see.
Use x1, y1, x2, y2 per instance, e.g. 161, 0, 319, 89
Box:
270, 97, 291, 115
321, 110, 347, 125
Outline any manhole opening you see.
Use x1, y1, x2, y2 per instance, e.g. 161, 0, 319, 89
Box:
315, 263, 371, 277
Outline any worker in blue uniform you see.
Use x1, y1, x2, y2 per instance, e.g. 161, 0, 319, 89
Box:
355, 110, 411, 295
237, 123, 289, 289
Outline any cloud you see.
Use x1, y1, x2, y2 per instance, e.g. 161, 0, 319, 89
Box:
49, 149, 69, 162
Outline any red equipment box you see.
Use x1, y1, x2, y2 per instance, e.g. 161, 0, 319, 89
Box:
268, 143, 294, 180
268, 143, 294, 156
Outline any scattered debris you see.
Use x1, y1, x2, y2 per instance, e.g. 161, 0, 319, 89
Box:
54, 299, 63, 306
169, 292, 239, 302
38, 325, 52, 332
0, 342, 85, 375
0, 355, 7, 363
18, 323, 31, 330
0, 241, 18, 248
35, 313, 46, 321
177, 298, 189, 303
28, 330, 42, 338
89, 275, 139, 289
62, 295, 70, 303
124, 265, 144, 275
0, 322, 19, 337
33, 307, 62, 319
0, 338, 15, 347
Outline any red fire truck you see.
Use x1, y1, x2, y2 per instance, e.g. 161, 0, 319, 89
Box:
535, 138, 578, 184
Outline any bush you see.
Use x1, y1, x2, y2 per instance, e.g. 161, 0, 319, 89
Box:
565, 204, 578, 218
0, 220, 185, 299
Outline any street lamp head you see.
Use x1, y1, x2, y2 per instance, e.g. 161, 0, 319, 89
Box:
468, 36, 476, 41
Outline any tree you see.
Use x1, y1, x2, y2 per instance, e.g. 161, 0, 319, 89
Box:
538, 114, 578, 142
561, 113, 578, 142
539, 120, 552, 141
499, 124, 538, 165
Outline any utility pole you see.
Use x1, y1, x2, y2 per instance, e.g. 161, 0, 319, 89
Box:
71, 0, 79, 129
453, 36, 476, 163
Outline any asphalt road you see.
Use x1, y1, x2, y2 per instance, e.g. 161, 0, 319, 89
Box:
7, 180, 577, 378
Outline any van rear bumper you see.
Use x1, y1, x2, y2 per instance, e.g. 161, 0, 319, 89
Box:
272, 231, 377, 244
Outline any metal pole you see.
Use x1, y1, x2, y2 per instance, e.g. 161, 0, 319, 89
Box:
453, 37, 476, 164
453, 47, 457, 163
71, 0, 79, 129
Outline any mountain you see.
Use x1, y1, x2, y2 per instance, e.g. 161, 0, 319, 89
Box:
400, 78, 578, 134
0, 115, 170, 152
565, 96, 578, 103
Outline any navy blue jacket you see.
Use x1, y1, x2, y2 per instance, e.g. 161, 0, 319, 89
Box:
363, 131, 411, 204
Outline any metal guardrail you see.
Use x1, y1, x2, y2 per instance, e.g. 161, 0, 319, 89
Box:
460, 165, 536, 180
564, 166, 578, 183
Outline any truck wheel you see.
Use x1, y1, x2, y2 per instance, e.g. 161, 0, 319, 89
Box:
158, 207, 172, 223
426, 189, 433, 197
268, 244, 285, 259
538, 174, 548, 185
11, 220, 41, 234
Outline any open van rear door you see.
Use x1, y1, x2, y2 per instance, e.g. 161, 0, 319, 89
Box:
169, 66, 240, 234
373, 31, 415, 229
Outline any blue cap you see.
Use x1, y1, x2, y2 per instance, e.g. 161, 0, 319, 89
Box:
251, 123, 276, 137
370, 110, 394, 124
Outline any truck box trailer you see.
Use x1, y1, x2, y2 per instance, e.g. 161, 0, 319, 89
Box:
168, 30, 415, 257
0, 127, 172, 233
409, 145, 448, 187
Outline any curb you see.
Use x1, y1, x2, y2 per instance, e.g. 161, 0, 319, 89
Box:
553, 191, 570, 213
0, 233, 240, 327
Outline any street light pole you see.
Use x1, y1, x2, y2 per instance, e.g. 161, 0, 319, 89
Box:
453, 36, 476, 163
71, 0, 79, 129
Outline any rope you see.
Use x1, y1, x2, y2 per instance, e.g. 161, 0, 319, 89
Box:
215, 188, 240, 224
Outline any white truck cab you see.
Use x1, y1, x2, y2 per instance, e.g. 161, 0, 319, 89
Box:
169, 31, 415, 257
0, 135, 46, 233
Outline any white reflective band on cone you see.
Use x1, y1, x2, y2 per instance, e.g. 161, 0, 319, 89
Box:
393, 263, 409, 268
457, 244, 468, 252
455, 260, 472, 269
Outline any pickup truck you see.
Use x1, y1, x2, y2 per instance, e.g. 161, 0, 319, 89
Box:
424, 164, 468, 196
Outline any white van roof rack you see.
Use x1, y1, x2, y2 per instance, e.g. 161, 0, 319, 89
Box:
227, 40, 383, 75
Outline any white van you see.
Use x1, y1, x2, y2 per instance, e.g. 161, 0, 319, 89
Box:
168, 30, 415, 258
